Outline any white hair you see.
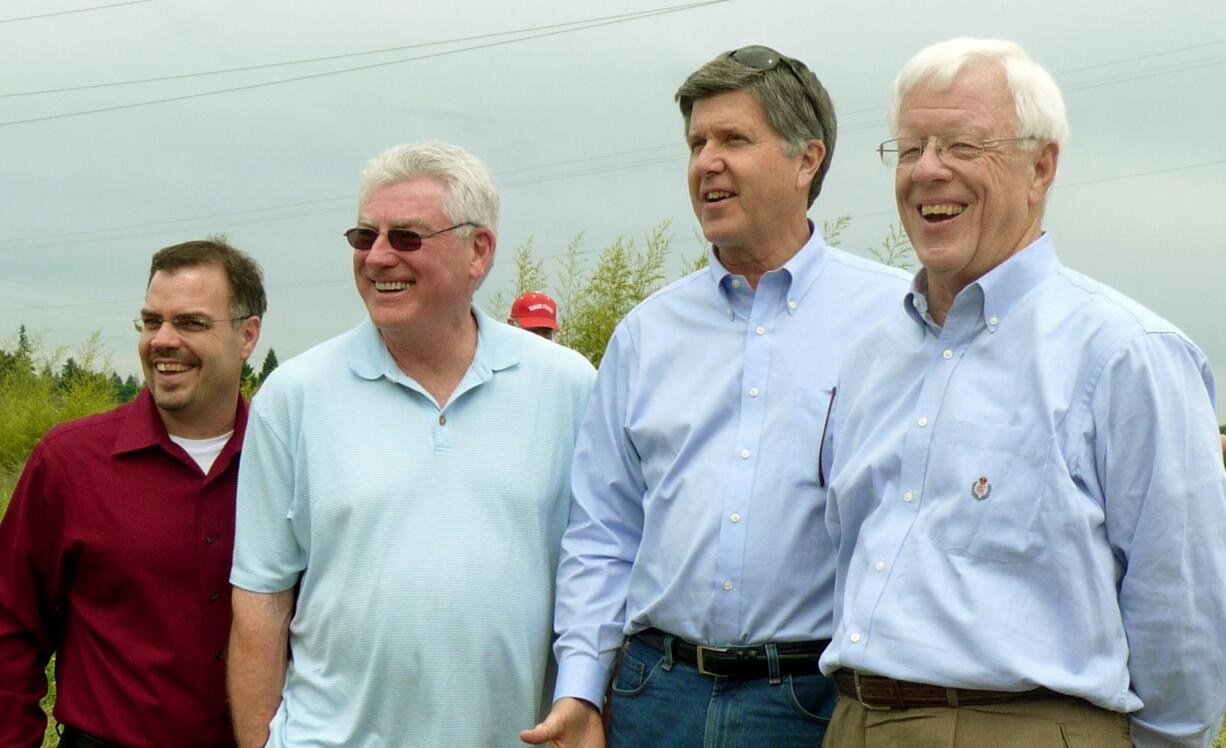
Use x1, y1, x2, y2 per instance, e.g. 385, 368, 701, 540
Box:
890, 38, 1069, 147
358, 141, 500, 234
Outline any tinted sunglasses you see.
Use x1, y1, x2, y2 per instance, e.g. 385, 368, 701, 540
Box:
343, 222, 476, 252
727, 45, 824, 123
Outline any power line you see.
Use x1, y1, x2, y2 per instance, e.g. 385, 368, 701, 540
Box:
1056, 38, 1226, 75
0, 0, 729, 127
0, 0, 152, 24
2, 5, 719, 98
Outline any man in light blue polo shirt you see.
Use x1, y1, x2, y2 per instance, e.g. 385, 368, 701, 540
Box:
820, 39, 1226, 747
226, 142, 595, 747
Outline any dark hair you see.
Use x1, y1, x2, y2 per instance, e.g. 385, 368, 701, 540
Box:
148, 237, 267, 321
676, 49, 838, 206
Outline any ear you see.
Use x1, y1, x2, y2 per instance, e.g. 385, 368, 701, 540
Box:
469, 226, 497, 282
1029, 141, 1059, 207
795, 138, 827, 192
238, 316, 261, 360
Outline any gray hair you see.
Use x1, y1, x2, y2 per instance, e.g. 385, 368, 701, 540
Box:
358, 141, 500, 235
675, 48, 837, 207
891, 38, 1069, 147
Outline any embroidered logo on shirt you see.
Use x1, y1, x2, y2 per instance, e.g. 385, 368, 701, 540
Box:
971, 476, 992, 501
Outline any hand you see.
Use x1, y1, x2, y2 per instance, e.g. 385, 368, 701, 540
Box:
519, 697, 605, 747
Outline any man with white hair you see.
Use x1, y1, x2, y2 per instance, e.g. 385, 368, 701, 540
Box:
226, 142, 596, 747
819, 39, 1226, 746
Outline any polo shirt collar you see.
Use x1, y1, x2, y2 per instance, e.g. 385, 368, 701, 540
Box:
347, 304, 520, 385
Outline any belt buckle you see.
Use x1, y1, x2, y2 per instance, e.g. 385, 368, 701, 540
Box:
695, 645, 729, 677
853, 671, 892, 711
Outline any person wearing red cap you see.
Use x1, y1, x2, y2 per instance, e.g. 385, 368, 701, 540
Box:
508, 291, 559, 340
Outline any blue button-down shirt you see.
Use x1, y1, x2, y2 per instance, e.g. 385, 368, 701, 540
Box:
552, 229, 909, 706
819, 234, 1226, 748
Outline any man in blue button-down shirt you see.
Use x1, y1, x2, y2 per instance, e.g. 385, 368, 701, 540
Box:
521, 47, 907, 747
820, 38, 1226, 747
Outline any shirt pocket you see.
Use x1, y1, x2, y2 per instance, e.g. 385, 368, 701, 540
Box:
924, 420, 1055, 563
793, 386, 834, 490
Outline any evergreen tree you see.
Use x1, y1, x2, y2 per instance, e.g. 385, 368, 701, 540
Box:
256, 348, 279, 385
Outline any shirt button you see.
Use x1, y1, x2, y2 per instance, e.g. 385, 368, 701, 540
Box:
730, 512, 741, 524
740, 449, 751, 460
723, 581, 734, 591
942, 349, 953, 360
748, 387, 760, 397
205, 535, 215, 544
903, 491, 914, 503
874, 561, 886, 572
214, 651, 224, 661
209, 591, 219, 601
849, 632, 862, 643
917, 416, 929, 428
438, 415, 446, 425
989, 314, 999, 326
787, 300, 797, 310
755, 325, 765, 336
731, 279, 741, 288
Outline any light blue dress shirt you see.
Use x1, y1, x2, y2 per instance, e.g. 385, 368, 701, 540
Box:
819, 234, 1226, 748
232, 307, 595, 747
552, 230, 909, 707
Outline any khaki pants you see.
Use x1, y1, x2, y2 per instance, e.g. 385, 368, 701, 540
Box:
823, 694, 1131, 747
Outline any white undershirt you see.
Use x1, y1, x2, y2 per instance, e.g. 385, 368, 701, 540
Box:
168, 431, 233, 474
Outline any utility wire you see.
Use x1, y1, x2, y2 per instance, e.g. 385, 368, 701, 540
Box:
0, 0, 728, 126
1056, 38, 1226, 75
1, 155, 1223, 258
0, 0, 152, 24
2, 3, 722, 98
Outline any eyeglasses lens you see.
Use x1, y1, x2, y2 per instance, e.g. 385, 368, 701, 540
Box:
344, 228, 424, 252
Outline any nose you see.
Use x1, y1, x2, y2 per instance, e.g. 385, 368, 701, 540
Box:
148, 321, 182, 350
909, 139, 951, 182
691, 142, 725, 175
362, 231, 400, 268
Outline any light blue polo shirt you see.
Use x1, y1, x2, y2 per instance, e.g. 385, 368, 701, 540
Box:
232, 306, 595, 747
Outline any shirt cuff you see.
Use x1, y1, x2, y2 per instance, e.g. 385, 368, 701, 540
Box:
553, 655, 612, 712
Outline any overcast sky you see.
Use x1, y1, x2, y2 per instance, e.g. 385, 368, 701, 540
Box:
2, 0, 1224, 420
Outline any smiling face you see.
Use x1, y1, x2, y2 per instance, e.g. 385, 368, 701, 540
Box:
352, 177, 494, 342
895, 62, 1057, 298
139, 265, 259, 438
687, 89, 822, 267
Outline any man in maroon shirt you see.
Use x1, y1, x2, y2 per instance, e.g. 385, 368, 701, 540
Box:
0, 239, 265, 748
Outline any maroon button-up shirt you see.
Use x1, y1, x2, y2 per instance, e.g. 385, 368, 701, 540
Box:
0, 389, 246, 748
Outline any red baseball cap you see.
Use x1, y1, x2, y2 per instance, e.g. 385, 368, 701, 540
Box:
510, 291, 559, 330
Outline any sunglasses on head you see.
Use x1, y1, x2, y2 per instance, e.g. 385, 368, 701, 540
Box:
343, 222, 477, 252
726, 45, 824, 123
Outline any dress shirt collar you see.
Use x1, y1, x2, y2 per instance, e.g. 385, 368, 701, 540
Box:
904, 233, 1060, 334
112, 387, 249, 473
703, 220, 830, 315
348, 304, 520, 384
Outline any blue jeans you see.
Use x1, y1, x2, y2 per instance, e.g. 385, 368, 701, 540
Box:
608, 635, 836, 747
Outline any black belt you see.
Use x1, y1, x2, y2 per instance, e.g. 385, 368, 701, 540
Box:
633, 627, 828, 678
59, 726, 123, 748
833, 669, 1062, 710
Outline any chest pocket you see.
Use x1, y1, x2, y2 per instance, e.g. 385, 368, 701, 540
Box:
923, 420, 1054, 563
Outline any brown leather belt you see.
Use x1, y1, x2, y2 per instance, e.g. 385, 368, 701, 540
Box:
634, 628, 828, 678
833, 669, 1060, 710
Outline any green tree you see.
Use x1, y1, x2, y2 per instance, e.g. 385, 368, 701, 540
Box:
257, 348, 279, 386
